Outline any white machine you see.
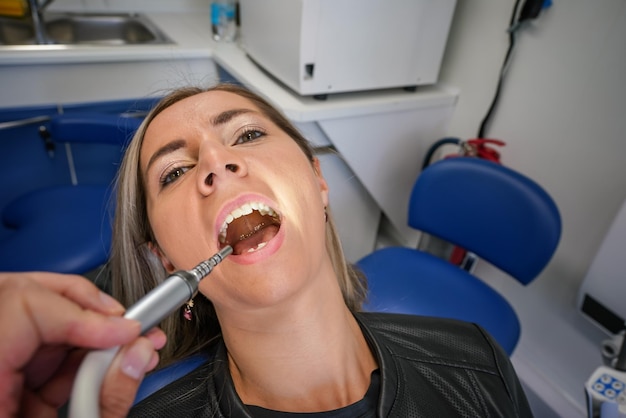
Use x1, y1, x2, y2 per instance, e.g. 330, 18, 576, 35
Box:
585, 365, 626, 418
238, 0, 457, 97
578, 199, 626, 335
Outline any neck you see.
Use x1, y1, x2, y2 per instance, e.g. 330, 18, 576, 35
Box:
216, 274, 377, 412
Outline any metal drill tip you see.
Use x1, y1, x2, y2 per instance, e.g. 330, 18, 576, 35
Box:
192, 245, 233, 280
219, 245, 233, 259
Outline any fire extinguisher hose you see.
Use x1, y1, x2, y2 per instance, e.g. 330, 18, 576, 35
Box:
421, 137, 462, 171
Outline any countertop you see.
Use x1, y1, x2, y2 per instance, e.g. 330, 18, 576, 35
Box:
0, 12, 215, 65
0, 9, 459, 120
211, 41, 459, 123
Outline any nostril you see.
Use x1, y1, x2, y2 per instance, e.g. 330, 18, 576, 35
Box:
226, 164, 239, 173
205, 172, 215, 186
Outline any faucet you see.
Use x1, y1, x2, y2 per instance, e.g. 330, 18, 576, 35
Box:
27, 0, 55, 44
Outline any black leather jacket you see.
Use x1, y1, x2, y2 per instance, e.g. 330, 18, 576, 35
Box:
131, 312, 533, 417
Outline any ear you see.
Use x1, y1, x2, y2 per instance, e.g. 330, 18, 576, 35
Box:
312, 157, 330, 208
147, 241, 176, 273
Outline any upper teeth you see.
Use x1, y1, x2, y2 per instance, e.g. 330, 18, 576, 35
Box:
219, 201, 278, 243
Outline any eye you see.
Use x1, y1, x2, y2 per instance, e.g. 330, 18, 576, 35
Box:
235, 128, 265, 145
160, 165, 192, 187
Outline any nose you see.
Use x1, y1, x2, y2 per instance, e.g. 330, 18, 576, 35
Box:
197, 143, 247, 194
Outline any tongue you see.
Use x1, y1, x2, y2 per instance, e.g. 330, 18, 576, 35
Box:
232, 224, 279, 255
225, 211, 280, 255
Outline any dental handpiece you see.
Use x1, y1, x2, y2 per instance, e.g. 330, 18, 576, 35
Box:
125, 245, 233, 334
68, 245, 232, 418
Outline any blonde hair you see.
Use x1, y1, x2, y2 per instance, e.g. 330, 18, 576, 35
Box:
110, 84, 367, 367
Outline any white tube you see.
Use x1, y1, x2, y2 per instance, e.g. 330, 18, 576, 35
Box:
67, 246, 232, 417
67, 274, 192, 418
68, 347, 119, 418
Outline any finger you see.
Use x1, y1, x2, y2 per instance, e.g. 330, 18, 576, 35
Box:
27, 328, 166, 390
0, 272, 125, 315
18, 349, 87, 416
144, 327, 167, 351
100, 338, 160, 418
37, 331, 165, 416
19, 389, 59, 418
0, 371, 24, 418
23, 344, 71, 388
0, 280, 140, 373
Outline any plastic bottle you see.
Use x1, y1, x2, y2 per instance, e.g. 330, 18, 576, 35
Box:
211, 0, 237, 42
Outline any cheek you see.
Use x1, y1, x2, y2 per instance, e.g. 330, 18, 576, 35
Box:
147, 201, 204, 265
148, 198, 176, 237
267, 149, 321, 197
274, 160, 327, 236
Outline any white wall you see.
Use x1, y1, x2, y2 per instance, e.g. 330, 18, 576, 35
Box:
439, 0, 626, 310
439, 4, 626, 412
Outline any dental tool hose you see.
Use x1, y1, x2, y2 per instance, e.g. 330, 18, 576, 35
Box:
68, 246, 232, 418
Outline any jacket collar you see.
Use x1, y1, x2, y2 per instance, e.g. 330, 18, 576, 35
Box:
212, 341, 254, 418
211, 312, 395, 417
354, 312, 397, 417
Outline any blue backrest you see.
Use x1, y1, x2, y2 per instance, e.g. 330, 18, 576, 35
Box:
134, 353, 209, 405
49, 112, 143, 147
408, 157, 561, 285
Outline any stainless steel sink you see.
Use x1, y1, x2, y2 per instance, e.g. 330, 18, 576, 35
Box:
0, 18, 32, 45
0, 13, 174, 46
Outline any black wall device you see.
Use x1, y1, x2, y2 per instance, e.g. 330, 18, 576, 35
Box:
519, 0, 547, 23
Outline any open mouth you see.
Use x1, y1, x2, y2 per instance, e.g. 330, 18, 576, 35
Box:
218, 202, 281, 256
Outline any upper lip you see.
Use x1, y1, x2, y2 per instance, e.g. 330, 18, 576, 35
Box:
218, 201, 280, 244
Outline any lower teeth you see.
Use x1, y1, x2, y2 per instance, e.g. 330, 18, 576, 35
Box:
246, 242, 267, 253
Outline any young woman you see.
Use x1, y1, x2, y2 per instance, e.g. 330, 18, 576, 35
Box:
112, 83, 533, 417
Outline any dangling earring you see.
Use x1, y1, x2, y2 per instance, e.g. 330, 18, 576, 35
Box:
324, 207, 328, 223
183, 299, 194, 321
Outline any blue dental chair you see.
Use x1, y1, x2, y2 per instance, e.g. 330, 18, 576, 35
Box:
356, 157, 561, 355
132, 157, 563, 403
0, 113, 142, 274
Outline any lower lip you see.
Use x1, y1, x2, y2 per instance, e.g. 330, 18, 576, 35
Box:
225, 224, 285, 265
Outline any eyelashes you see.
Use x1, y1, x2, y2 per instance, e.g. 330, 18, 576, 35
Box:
158, 127, 267, 188
234, 127, 266, 145
160, 165, 192, 187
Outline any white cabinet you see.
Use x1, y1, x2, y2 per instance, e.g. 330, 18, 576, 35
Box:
579, 199, 626, 335
0, 13, 218, 108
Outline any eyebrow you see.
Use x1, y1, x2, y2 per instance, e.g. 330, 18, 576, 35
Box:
211, 108, 254, 126
145, 138, 186, 174
145, 108, 257, 173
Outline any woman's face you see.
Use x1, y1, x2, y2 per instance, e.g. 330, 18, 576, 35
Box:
139, 90, 330, 310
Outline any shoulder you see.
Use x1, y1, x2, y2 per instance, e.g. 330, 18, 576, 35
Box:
129, 343, 225, 418
355, 312, 534, 416
355, 311, 505, 371
129, 361, 215, 417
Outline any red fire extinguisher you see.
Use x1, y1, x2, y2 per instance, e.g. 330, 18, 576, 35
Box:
420, 137, 506, 269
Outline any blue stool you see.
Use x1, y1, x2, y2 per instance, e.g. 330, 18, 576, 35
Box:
0, 185, 114, 273
0, 113, 142, 274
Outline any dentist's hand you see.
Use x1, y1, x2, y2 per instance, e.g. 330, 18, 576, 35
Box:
0, 272, 166, 418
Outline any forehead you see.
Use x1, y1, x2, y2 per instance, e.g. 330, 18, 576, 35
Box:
140, 90, 262, 162
151, 90, 259, 125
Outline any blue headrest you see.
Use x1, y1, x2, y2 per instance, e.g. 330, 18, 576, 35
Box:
409, 158, 561, 285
